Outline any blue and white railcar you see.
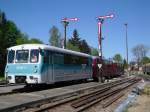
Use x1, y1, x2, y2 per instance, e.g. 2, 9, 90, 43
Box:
5, 44, 92, 84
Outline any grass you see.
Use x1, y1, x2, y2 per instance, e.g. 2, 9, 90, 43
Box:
140, 73, 150, 78
123, 108, 129, 112
0, 76, 5, 82
143, 84, 150, 95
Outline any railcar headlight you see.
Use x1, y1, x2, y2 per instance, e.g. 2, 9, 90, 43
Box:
35, 78, 38, 83
29, 76, 34, 80
7, 76, 12, 80
34, 66, 38, 73
34, 69, 38, 73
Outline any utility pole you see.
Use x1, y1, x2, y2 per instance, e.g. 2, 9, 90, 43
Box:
61, 17, 78, 49
124, 23, 129, 76
124, 23, 128, 67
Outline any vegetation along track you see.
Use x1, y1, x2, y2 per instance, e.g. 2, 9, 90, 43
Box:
12, 77, 140, 112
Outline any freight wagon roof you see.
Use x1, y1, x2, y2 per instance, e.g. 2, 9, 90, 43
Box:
92, 56, 100, 59
8, 44, 92, 58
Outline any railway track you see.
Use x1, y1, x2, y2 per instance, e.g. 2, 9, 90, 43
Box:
0, 80, 6, 85
0, 83, 25, 87
15, 77, 140, 112
0, 77, 131, 96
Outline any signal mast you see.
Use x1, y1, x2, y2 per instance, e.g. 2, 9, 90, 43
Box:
96, 14, 114, 82
61, 17, 78, 49
96, 14, 114, 58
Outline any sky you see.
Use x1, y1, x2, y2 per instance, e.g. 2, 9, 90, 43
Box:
0, 0, 150, 61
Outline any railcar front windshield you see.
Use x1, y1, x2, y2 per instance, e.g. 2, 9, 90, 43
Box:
8, 50, 15, 63
16, 50, 29, 63
30, 49, 39, 63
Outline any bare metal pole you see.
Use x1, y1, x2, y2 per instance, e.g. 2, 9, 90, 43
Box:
124, 23, 128, 67
97, 20, 104, 82
62, 21, 69, 49
64, 22, 67, 49
98, 20, 103, 59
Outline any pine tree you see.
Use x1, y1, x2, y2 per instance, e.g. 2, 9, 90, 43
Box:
67, 29, 91, 54
69, 29, 81, 46
80, 39, 91, 54
91, 47, 99, 56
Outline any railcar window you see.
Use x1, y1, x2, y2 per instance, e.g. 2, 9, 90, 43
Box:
44, 50, 49, 63
53, 53, 64, 64
64, 54, 89, 65
64, 54, 77, 64
16, 50, 29, 63
48, 51, 52, 64
64, 54, 70, 64
8, 50, 15, 63
82, 57, 89, 65
43, 50, 52, 64
30, 49, 39, 63
72, 56, 79, 64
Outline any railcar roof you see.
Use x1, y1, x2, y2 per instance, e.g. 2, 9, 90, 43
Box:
8, 44, 92, 58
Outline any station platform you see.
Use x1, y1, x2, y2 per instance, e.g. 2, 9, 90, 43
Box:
0, 84, 25, 94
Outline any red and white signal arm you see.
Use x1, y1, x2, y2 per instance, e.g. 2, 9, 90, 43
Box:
61, 17, 79, 22
97, 14, 114, 19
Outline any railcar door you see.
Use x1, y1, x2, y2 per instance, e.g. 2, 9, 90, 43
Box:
43, 50, 53, 84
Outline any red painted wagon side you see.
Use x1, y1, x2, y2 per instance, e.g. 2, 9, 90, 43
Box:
92, 56, 124, 82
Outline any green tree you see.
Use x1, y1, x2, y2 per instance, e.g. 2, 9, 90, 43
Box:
29, 38, 43, 44
16, 34, 29, 45
123, 59, 128, 69
0, 10, 44, 76
91, 47, 99, 56
67, 29, 81, 51
0, 21, 20, 49
49, 26, 60, 47
67, 29, 91, 54
0, 11, 22, 75
141, 56, 150, 65
66, 41, 80, 52
113, 54, 123, 63
79, 39, 91, 54
0, 10, 6, 25
69, 29, 81, 46
16, 33, 43, 45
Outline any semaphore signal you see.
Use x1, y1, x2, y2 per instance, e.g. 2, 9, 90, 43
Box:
96, 14, 114, 57
61, 17, 79, 49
